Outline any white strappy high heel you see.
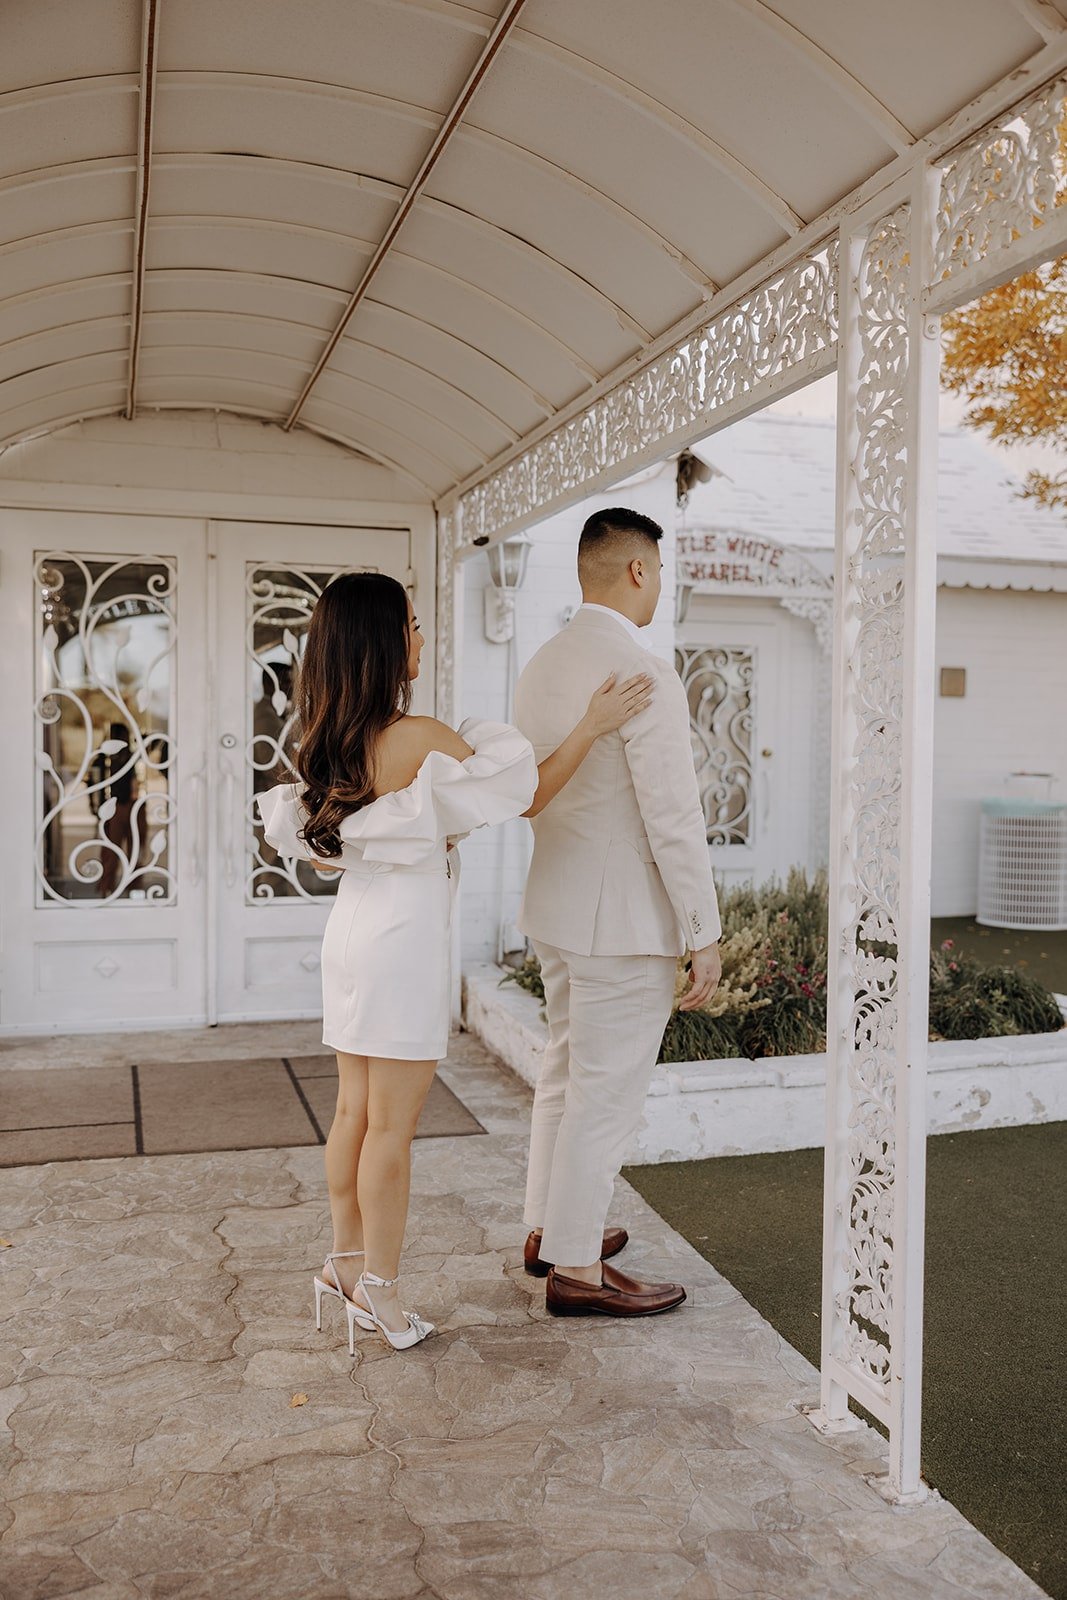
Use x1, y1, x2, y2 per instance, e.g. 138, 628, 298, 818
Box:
354, 1269, 436, 1352
313, 1250, 376, 1338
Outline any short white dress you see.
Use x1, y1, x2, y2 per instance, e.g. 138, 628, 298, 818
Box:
256, 719, 538, 1061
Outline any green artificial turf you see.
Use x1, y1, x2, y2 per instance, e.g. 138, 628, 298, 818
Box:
624, 1120, 1067, 1599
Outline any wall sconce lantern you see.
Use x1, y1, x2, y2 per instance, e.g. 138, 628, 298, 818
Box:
483, 531, 532, 643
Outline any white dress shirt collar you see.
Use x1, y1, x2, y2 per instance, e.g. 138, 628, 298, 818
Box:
575, 602, 644, 645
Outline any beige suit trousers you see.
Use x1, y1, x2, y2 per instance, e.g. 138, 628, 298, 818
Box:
523, 938, 677, 1267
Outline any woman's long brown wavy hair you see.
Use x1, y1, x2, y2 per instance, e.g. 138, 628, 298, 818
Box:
292, 572, 412, 857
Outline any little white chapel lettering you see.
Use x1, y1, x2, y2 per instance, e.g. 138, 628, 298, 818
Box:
677, 530, 785, 587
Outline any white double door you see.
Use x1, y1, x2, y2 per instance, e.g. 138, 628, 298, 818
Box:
0, 509, 412, 1033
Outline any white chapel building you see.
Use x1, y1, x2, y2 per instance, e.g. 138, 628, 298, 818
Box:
457, 410, 1067, 967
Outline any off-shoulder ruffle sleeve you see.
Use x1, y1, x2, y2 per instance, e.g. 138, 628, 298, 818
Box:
255, 720, 538, 870
255, 783, 343, 866
336, 718, 537, 865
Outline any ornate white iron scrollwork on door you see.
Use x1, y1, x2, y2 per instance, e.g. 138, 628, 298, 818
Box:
245, 563, 351, 904
675, 644, 754, 848
35, 551, 177, 907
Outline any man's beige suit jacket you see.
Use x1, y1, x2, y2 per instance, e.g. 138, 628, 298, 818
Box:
514, 606, 721, 958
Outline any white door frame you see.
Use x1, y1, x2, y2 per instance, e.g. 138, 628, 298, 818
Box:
0, 508, 209, 1032
675, 613, 782, 885
210, 519, 414, 1024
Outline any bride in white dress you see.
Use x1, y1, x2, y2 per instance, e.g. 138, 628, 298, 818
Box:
256, 572, 653, 1351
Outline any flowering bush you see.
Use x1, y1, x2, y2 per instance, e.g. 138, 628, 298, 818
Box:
928, 938, 1063, 1039
500, 868, 1064, 1060
660, 868, 829, 1061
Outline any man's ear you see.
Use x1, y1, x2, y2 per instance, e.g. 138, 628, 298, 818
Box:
629, 557, 644, 587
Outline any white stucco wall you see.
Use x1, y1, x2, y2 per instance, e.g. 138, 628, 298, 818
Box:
932, 585, 1067, 917
457, 464, 678, 965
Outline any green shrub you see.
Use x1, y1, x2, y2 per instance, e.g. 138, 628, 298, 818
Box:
499, 869, 1064, 1060
928, 943, 1064, 1039
499, 954, 545, 1004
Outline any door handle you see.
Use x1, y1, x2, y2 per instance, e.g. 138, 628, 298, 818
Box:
759, 748, 773, 829
221, 765, 237, 888
188, 769, 205, 887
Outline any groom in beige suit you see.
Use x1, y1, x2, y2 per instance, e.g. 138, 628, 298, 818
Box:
514, 506, 722, 1317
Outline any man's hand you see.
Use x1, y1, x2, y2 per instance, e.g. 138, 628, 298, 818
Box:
678, 942, 722, 1012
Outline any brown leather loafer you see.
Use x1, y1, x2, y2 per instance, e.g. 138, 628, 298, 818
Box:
524, 1226, 628, 1277
545, 1262, 686, 1317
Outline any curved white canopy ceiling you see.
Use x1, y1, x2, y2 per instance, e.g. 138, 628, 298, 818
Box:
1, 0, 1063, 497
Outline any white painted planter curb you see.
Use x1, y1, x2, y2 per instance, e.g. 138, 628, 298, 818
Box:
462, 962, 1067, 1164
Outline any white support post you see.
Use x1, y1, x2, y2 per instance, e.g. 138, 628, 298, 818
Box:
812, 218, 865, 1442
891, 163, 941, 1500
806, 167, 941, 1505
435, 505, 466, 1021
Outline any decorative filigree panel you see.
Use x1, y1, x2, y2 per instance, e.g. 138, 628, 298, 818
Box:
675, 645, 754, 848
246, 565, 348, 904
35, 552, 176, 906
933, 75, 1066, 286
834, 203, 913, 1397
455, 243, 838, 547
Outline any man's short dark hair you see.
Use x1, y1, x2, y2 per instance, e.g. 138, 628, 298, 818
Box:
577, 506, 663, 586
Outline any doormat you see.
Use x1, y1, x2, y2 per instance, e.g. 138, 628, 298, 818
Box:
0, 1055, 484, 1166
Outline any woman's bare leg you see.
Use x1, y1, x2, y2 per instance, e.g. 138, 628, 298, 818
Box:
354, 1056, 438, 1333
323, 1050, 369, 1298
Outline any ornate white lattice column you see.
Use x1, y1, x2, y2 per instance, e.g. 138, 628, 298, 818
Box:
807, 170, 941, 1504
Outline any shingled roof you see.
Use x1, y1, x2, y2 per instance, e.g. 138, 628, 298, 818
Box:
683, 412, 1067, 589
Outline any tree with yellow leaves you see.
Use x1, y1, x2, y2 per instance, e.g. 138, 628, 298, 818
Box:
941, 255, 1067, 510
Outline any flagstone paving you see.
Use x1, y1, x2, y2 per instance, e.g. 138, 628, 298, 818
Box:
0, 1026, 1049, 1599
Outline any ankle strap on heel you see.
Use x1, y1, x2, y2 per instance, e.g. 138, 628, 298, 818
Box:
322, 1250, 365, 1297
361, 1270, 398, 1287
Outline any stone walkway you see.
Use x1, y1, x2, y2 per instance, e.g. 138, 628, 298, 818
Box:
0, 1025, 1049, 1599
